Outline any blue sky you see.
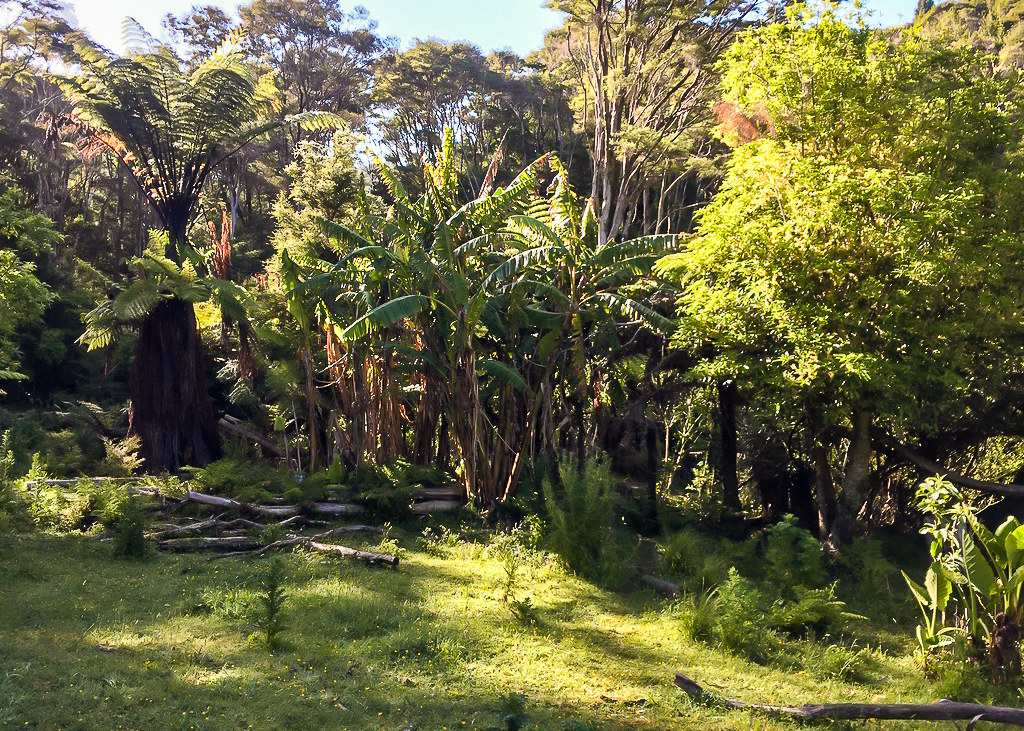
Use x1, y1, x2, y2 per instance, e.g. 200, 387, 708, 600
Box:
66, 0, 921, 57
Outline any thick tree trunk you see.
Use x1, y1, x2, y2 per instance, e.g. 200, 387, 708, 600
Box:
827, 406, 873, 550
129, 298, 222, 473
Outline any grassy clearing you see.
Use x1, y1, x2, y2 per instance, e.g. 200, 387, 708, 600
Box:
0, 526, 984, 731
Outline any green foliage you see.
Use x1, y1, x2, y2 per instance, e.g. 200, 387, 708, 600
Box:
766, 584, 863, 639
715, 568, 782, 663
906, 476, 1024, 675
346, 459, 447, 517
541, 457, 632, 587
111, 494, 150, 558
97, 436, 144, 478
796, 641, 871, 683
657, 3, 1024, 467
0, 189, 56, 389
763, 515, 826, 595
659, 527, 731, 592
837, 538, 908, 618
17, 470, 145, 535
185, 458, 311, 504
677, 588, 719, 644
255, 557, 287, 650
491, 692, 531, 731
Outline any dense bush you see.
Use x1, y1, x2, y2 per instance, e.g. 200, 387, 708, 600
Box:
542, 457, 633, 587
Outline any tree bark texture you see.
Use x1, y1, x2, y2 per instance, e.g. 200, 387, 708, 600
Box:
828, 406, 873, 550
129, 298, 222, 473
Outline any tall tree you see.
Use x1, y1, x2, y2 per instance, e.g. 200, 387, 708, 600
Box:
550, 0, 757, 243
58, 25, 339, 471
657, 4, 1024, 548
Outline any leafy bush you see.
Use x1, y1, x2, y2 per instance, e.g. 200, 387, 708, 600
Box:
766, 584, 864, 638
345, 459, 436, 517
715, 568, 783, 663
660, 527, 731, 591
763, 514, 826, 594
542, 457, 633, 587
111, 494, 150, 558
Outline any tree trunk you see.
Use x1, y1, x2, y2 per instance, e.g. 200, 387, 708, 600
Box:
828, 406, 872, 550
717, 380, 740, 512
807, 403, 835, 540
129, 298, 222, 473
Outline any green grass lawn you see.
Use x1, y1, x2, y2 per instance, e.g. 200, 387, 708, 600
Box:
0, 527, 978, 730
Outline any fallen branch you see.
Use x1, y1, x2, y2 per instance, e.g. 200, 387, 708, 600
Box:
218, 415, 284, 458
206, 525, 391, 562
412, 499, 462, 515
160, 537, 262, 552
173, 490, 364, 518
674, 672, 1024, 726
640, 574, 680, 597
309, 540, 399, 566
150, 515, 223, 540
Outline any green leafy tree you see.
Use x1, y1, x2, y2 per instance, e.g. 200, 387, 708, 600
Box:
0, 188, 57, 391
58, 24, 340, 471
657, 4, 1024, 547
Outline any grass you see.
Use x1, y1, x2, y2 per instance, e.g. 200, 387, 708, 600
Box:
0, 526, 972, 731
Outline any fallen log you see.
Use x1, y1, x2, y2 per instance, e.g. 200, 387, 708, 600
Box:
176, 490, 364, 518
674, 672, 1024, 726
417, 486, 463, 500
151, 516, 223, 540
209, 536, 398, 566
412, 500, 462, 515
640, 574, 680, 597
309, 541, 399, 567
316, 525, 385, 539
160, 537, 262, 553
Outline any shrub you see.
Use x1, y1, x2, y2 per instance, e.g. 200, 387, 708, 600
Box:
186, 458, 310, 504
542, 457, 633, 587
660, 528, 731, 591
715, 568, 783, 663
256, 557, 287, 649
763, 514, 826, 594
111, 494, 150, 558
677, 588, 719, 644
346, 459, 427, 517
767, 584, 864, 639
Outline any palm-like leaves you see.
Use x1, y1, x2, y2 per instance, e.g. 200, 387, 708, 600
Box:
55, 21, 343, 260
299, 133, 679, 506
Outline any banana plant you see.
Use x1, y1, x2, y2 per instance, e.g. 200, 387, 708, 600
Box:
903, 561, 959, 663
910, 476, 1024, 671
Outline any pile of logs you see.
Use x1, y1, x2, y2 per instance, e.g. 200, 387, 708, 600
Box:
26, 477, 466, 566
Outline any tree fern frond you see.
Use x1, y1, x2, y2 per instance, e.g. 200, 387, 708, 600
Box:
111, 279, 165, 322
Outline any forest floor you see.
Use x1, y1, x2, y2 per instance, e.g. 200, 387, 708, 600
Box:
0, 524, 998, 731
